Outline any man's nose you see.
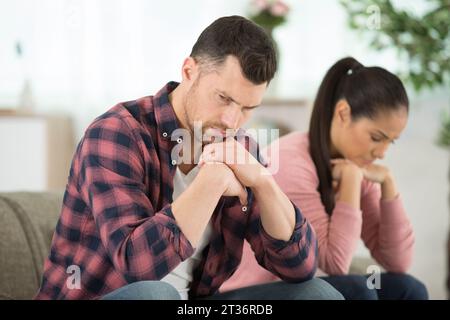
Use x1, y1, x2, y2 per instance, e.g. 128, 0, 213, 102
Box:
220, 105, 241, 129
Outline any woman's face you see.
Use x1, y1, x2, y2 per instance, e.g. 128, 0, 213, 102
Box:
330, 100, 408, 167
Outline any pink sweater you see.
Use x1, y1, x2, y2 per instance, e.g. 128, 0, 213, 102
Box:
220, 132, 414, 292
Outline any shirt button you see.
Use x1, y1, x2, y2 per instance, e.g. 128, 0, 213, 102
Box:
171, 159, 177, 165
242, 206, 248, 212
177, 138, 183, 144
162, 132, 168, 138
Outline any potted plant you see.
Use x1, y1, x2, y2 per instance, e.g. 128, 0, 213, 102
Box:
248, 0, 290, 98
248, 0, 290, 36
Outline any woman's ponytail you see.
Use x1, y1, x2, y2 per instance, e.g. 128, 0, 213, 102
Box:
309, 57, 363, 215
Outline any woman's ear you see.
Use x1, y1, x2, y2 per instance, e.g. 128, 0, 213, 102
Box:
334, 99, 352, 127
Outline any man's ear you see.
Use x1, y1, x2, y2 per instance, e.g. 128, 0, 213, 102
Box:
334, 99, 352, 126
181, 57, 198, 82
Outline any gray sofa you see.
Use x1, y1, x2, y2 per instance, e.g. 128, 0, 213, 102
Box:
0, 191, 374, 300
0, 192, 63, 299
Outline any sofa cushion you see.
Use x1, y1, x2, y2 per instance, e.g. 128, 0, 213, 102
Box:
0, 192, 62, 299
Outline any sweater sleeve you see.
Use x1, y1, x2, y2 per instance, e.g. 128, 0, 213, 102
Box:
258, 133, 361, 275
221, 132, 415, 292
273, 156, 362, 275
360, 181, 414, 273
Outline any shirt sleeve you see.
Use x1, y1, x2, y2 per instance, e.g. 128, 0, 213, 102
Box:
245, 201, 318, 283
76, 115, 194, 282
237, 133, 318, 282
271, 138, 414, 275
271, 139, 363, 276
360, 181, 414, 273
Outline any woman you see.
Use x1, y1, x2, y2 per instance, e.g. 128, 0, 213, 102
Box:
221, 57, 428, 300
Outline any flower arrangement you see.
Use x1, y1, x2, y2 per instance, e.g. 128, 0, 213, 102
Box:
249, 0, 290, 31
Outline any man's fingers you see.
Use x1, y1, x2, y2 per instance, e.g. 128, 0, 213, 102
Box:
201, 139, 254, 166
203, 142, 236, 165
239, 184, 248, 206
201, 151, 215, 162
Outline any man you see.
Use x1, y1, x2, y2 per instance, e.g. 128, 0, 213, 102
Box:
35, 15, 343, 300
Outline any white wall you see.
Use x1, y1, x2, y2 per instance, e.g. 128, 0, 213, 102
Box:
1, 0, 413, 139
0, 117, 47, 190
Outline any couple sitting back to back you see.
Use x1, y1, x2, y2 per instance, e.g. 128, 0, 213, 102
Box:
35, 15, 427, 300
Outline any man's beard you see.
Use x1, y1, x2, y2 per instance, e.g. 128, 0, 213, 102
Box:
183, 86, 235, 146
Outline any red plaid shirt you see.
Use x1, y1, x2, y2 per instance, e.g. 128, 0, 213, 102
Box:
35, 82, 318, 299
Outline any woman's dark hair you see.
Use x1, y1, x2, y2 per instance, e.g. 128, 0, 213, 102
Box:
190, 15, 277, 85
309, 57, 409, 215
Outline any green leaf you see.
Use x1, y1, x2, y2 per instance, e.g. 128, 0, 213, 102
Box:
340, 0, 450, 92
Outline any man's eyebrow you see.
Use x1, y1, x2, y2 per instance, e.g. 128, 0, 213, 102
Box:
217, 90, 240, 105
217, 90, 260, 109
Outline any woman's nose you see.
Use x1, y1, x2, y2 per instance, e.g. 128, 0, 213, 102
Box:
373, 143, 389, 160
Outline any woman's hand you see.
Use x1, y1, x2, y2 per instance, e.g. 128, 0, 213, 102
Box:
330, 159, 364, 182
363, 164, 398, 200
331, 159, 391, 184
361, 163, 391, 184
331, 159, 398, 200
330, 158, 363, 209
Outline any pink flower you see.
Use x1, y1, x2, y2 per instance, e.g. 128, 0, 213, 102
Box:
269, 0, 289, 17
253, 0, 269, 10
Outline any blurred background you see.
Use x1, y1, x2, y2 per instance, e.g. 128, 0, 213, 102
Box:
0, 0, 449, 299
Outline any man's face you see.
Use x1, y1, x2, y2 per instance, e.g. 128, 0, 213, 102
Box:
183, 56, 267, 144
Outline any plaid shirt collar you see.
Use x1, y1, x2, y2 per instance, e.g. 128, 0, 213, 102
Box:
152, 81, 183, 145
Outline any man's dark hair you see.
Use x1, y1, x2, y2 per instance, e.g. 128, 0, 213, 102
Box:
190, 15, 277, 85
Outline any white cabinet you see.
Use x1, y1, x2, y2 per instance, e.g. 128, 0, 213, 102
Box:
255, 99, 312, 133
0, 114, 75, 191
245, 99, 311, 146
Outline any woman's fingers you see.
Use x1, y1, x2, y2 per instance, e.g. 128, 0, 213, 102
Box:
330, 158, 345, 165
332, 180, 339, 192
